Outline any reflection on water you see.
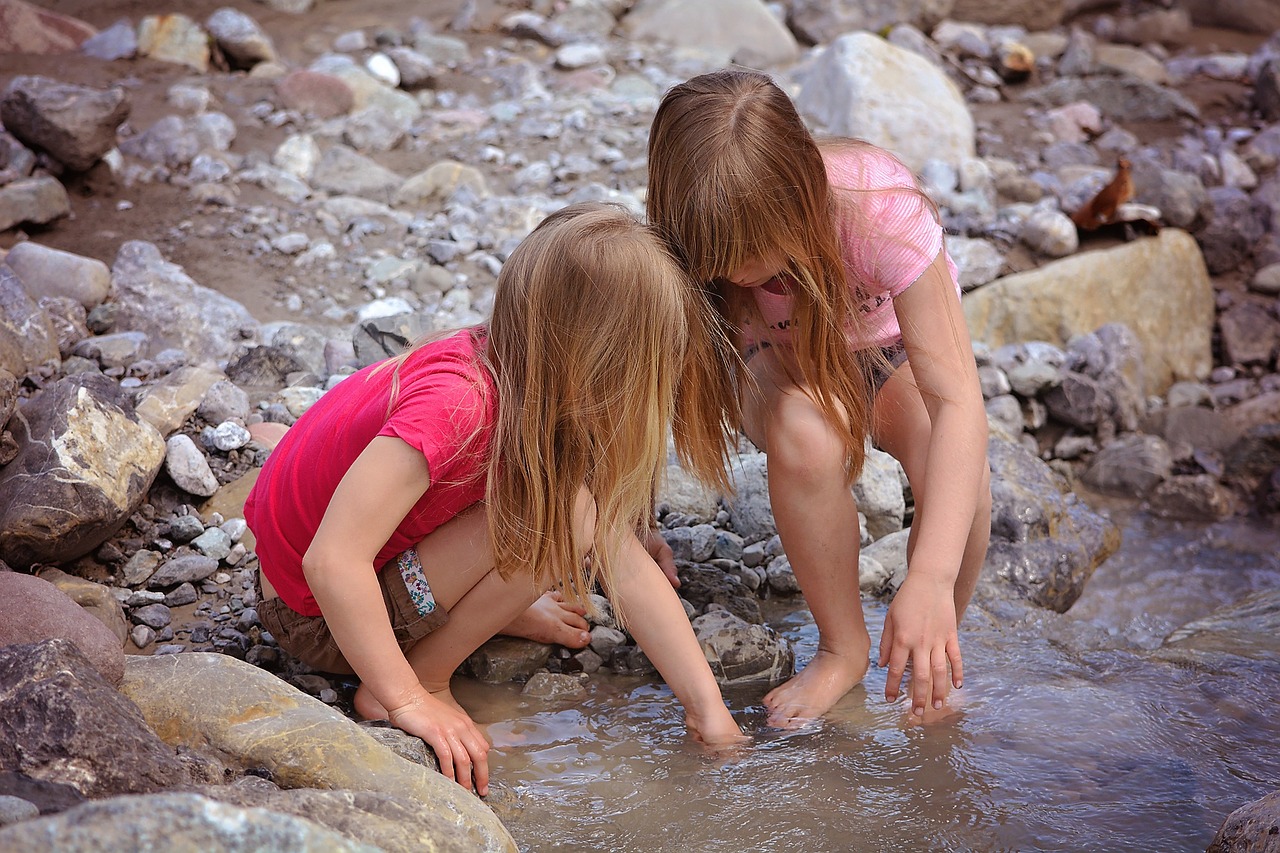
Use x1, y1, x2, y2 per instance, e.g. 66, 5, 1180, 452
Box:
458, 511, 1280, 852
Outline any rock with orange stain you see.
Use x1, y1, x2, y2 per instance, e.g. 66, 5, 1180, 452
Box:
137, 14, 211, 72
121, 652, 517, 851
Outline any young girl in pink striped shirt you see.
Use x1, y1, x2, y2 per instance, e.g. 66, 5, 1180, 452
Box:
648, 69, 992, 726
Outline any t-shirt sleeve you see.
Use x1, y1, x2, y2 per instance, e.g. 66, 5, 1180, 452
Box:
834, 151, 943, 299
377, 366, 489, 484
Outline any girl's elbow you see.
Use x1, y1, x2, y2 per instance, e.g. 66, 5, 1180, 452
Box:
301, 546, 344, 589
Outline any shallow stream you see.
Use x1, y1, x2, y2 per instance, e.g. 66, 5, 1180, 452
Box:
459, 509, 1280, 852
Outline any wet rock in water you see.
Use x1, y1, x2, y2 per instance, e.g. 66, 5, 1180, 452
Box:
0, 639, 195, 798
1148, 473, 1236, 521
0, 573, 125, 685
522, 671, 588, 699
1081, 433, 1174, 497
120, 652, 515, 850
983, 429, 1122, 613
692, 608, 795, 687
465, 638, 554, 684
0, 792, 384, 852
675, 562, 763, 624
0, 76, 129, 172
1206, 788, 1280, 853
0, 373, 163, 569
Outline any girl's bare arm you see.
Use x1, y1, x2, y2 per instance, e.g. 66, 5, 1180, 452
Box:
878, 251, 989, 711
606, 534, 745, 745
303, 436, 491, 793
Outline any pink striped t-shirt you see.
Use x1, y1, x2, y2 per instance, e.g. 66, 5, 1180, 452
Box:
747, 145, 960, 351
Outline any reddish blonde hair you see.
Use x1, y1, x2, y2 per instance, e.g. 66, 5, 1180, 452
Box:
647, 69, 885, 482
386, 202, 694, 612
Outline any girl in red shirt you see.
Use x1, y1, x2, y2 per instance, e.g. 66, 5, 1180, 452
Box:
246, 202, 744, 795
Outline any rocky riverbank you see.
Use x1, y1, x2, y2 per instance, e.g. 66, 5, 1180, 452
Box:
0, 0, 1278, 849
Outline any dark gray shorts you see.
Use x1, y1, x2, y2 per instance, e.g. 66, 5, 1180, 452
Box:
743, 340, 907, 392
257, 549, 449, 674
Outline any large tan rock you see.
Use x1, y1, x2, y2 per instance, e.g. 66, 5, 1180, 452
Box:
963, 229, 1213, 396
121, 653, 516, 852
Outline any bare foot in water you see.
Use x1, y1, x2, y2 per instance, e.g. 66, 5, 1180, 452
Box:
763, 648, 870, 728
501, 590, 591, 648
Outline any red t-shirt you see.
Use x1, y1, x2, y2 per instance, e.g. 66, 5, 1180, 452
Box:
244, 329, 495, 616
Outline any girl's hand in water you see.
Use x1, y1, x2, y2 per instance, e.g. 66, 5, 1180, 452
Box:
685, 707, 750, 750
387, 688, 491, 796
878, 572, 963, 716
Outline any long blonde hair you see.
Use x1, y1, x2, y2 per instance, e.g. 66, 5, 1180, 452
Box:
388, 203, 695, 612
647, 69, 886, 482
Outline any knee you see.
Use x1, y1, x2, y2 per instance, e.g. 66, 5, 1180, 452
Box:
765, 395, 848, 489
573, 485, 598, 547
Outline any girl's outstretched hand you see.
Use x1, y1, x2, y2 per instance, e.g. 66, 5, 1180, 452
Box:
877, 572, 963, 717
386, 688, 491, 796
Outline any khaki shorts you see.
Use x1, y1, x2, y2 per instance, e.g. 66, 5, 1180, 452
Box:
257, 549, 450, 674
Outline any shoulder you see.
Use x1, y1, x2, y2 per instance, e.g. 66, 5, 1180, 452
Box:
821, 141, 919, 194
390, 329, 493, 415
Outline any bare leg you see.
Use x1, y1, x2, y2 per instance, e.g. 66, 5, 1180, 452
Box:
354, 504, 545, 720
742, 351, 870, 728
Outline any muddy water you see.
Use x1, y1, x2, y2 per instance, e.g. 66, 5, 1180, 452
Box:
456, 509, 1280, 852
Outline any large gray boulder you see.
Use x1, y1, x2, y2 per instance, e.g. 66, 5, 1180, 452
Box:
0, 76, 129, 172
108, 241, 259, 368
795, 31, 975, 172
